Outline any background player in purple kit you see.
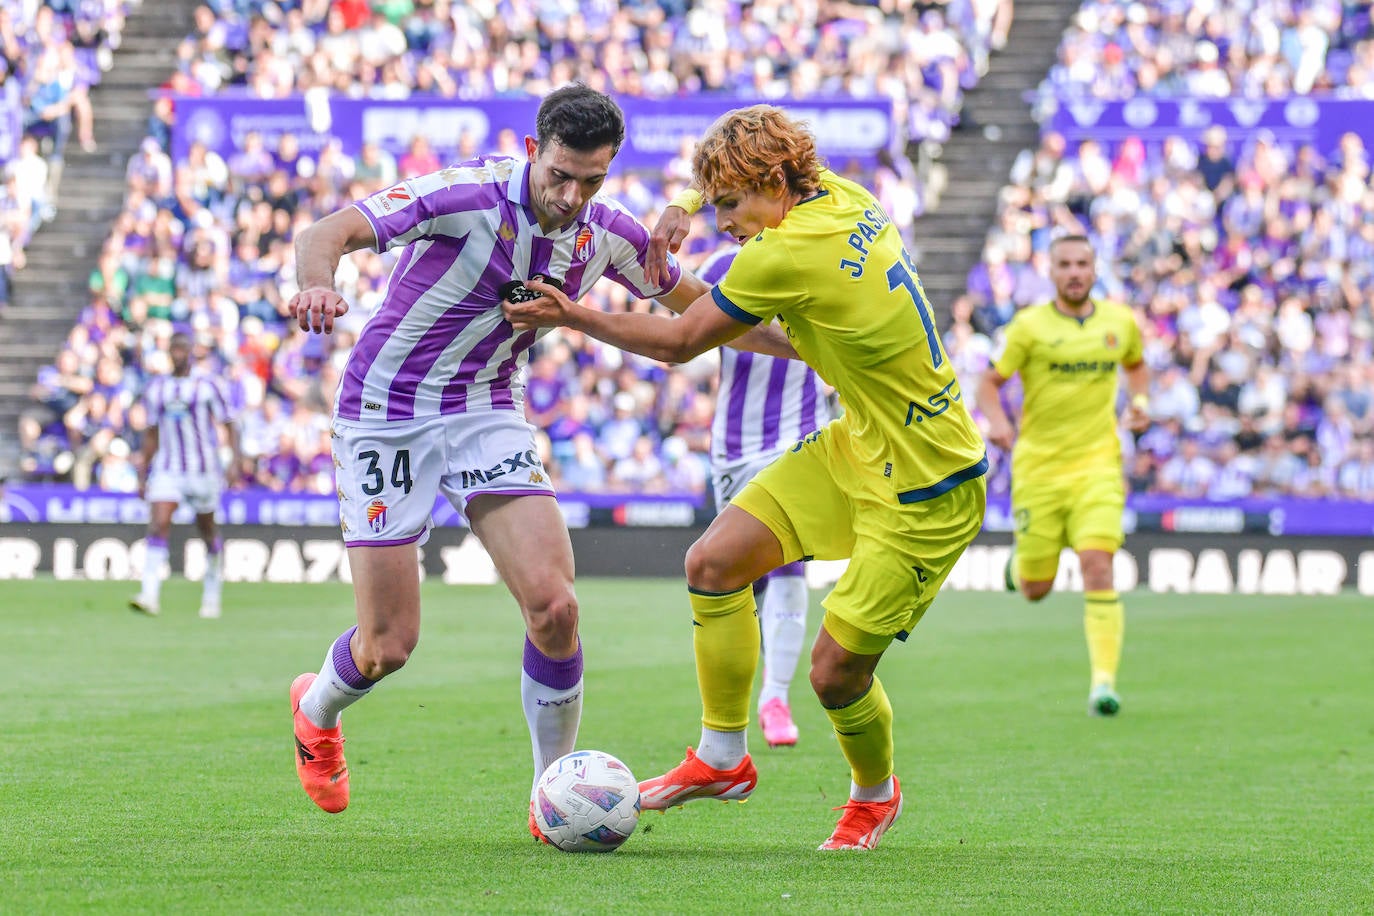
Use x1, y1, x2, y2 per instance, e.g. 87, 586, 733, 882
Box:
130, 331, 240, 620
697, 245, 831, 748
283, 85, 792, 830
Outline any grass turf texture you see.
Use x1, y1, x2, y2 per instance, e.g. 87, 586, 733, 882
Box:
3, 579, 1370, 914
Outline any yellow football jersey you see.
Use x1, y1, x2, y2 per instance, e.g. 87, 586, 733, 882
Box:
993, 299, 1143, 483
712, 169, 986, 502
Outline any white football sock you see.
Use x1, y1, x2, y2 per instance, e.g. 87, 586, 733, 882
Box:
201, 549, 222, 609
522, 672, 583, 795
141, 541, 168, 604
300, 629, 374, 729
697, 727, 748, 770
851, 776, 895, 803
758, 574, 808, 707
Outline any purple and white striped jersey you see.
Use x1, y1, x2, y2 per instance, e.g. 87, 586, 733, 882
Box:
341, 156, 682, 423
143, 372, 232, 474
701, 246, 831, 464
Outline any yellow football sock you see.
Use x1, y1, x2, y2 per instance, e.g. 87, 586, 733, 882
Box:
689, 585, 760, 732
823, 675, 894, 788
1084, 590, 1124, 687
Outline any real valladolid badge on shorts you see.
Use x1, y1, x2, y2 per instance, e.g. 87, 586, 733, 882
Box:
367, 498, 388, 534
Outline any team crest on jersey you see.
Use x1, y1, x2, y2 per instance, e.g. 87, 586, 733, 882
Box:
367, 498, 388, 533
498, 221, 517, 242
1104, 332, 1118, 349
574, 227, 595, 262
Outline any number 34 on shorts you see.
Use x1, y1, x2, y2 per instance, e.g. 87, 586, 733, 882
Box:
332, 414, 556, 546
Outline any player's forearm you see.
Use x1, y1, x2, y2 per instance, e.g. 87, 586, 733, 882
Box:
138, 430, 158, 480
566, 305, 704, 364
731, 324, 798, 360
1123, 363, 1150, 400
975, 374, 1010, 427
295, 209, 373, 291
295, 222, 348, 291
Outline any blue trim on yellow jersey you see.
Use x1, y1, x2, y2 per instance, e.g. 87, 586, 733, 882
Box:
896, 453, 989, 504
711, 286, 764, 326
1051, 300, 1097, 326
798, 189, 830, 205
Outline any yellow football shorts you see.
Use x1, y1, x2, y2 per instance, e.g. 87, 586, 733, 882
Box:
1011, 469, 1125, 582
732, 425, 987, 656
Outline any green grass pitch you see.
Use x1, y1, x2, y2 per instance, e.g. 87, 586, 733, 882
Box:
3, 578, 1370, 913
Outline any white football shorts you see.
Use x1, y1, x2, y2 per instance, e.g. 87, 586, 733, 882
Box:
711, 449, 787, 514
145, 469, 222, 515
333, 411, 556, 548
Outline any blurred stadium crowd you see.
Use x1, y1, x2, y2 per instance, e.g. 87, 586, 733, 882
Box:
953, 0, 1374, 503
0, 0, 130, 308
12, 0, 1374, 504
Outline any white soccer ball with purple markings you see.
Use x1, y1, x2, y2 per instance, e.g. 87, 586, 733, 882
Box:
534, 750, 640, 852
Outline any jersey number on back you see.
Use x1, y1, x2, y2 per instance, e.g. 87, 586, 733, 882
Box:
885, 249, 943, 369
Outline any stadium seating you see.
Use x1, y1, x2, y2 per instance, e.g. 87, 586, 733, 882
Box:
0, 0, 129, 309
959, 0, 1374, 500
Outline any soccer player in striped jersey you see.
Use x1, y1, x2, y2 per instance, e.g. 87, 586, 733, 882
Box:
976, 234, 1151, 717
506, 105, 988, 851
284, 85, 793, 826
130, 331, 240, 619
699, 244, 831, 748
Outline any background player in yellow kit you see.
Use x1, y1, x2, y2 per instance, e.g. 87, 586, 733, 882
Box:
505, 105, 987, 851
976, 235, 1150, 716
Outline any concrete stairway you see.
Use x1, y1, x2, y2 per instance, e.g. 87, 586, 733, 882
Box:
0, 1, 196, 475
911, 0, 1082, 322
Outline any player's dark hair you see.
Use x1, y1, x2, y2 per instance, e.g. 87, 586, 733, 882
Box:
535, 84, 625, 155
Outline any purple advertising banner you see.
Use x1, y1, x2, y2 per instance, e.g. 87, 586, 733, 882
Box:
170, 94, 894, 171
4, 485, 1372, 537
0, 484, 706, 531
1044, 96, 1367, 159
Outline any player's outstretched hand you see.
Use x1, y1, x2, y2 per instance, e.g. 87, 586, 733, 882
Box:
503, 277, 573, 332
291, 287, 350, 334
645, 205, 692, 289
985, 417, 1016, 452
1123, 404, 1151, 433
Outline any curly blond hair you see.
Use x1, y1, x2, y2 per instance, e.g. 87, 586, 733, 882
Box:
691, 105, 824, 200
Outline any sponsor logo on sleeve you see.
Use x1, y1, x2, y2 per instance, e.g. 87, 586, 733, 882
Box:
371, 183, 417, 215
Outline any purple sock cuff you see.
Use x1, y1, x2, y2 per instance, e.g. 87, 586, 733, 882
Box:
332, 626, 374, 690
767, 561, 805, 580
146, 535, 168, 549
523, 636, 583, 690
208, 536, 223, 556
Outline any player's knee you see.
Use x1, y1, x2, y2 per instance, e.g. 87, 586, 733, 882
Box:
354, 633, 417, 680
1078, 553, 1114, 590
524, 587, 579, 646
684, 539, 741, 593
1021, 580, 1053, 602
809, 666, 865, 709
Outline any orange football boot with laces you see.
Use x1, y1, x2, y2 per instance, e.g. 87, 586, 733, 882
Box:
637, 747, 757, 810
818, 776, 903, 850
290, 673, 350, 813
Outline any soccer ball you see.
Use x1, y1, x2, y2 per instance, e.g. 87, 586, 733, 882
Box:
533, 750, 640, 852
